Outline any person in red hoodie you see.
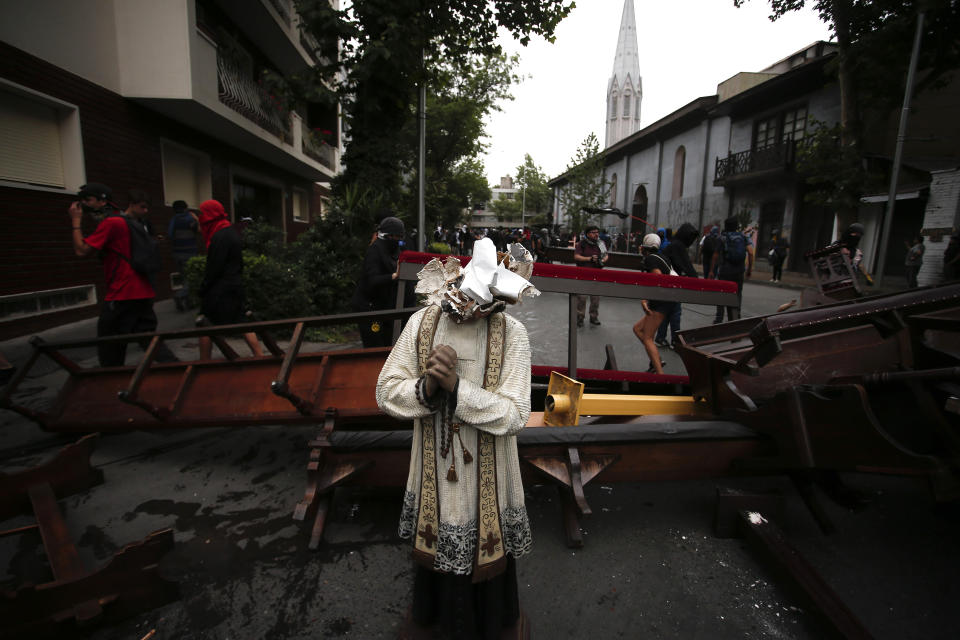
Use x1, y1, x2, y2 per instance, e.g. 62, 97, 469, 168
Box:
195, 199, 262, 359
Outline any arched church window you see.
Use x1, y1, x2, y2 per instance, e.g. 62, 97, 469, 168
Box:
635, 97, 641, 120
609, 174, 617, 208
623, 93, 631, 117
631, 185, 648, 234
610, 94, 618, 119
671, 146, 686, 200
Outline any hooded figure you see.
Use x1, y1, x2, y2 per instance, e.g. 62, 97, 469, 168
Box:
352, 215, 406, 347
196, 200, 262, 359
663, 222, 699, 278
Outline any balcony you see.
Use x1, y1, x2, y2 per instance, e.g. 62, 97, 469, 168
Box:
714, 142, 796, 186
217, 52, 292, 144
300, 121, 337, 169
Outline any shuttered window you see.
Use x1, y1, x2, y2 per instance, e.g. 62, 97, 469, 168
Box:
161, 141, 211, 206
0, 90, 65, 187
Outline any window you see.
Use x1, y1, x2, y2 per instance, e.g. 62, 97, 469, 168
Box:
0, 285, 97, 322
782, 106, 807, 143
609, 174, 617, 208
754, 115, 778, 149
0, 81, 84, 191
610, 94, 618, 120
635, 97, 641, 120
671, 146, 686, 200
622, 93, 631, 117
161, 141, 211, 206
292, 187, 309, 223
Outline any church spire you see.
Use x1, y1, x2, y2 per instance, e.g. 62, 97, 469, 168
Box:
606, 0, 642, 147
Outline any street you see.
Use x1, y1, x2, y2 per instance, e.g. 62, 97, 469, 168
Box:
1, 281, 957, 639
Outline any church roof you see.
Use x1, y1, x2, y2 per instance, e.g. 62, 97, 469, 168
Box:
609, 0, 641, 93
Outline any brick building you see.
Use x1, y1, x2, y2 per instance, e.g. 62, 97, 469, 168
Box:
0, 0, 340, 340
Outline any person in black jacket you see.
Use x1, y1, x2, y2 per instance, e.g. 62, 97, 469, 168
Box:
352, 216, 405, 347
196, 199, 262, 359
655, 222, 699, 348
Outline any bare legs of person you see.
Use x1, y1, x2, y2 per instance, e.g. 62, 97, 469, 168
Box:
633, 305, 666, 374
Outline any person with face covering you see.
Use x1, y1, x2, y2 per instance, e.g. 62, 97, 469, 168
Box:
196, 199, 262, 359
351, 215, 405, 347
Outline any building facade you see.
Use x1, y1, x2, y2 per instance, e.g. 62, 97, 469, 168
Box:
0, 0, 340, 340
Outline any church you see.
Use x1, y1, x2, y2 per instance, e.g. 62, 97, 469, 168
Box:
551, 0, 960, 285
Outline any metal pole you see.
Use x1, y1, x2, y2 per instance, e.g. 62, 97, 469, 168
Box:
874, 10, 924, 288
418, 77, 426, 251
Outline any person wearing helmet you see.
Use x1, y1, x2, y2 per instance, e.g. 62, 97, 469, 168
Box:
352, 215, 405, 347
632, 233, 675, 374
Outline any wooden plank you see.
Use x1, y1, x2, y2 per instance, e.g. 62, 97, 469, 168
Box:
27, 483, 86, 583
737, 510, 873, 639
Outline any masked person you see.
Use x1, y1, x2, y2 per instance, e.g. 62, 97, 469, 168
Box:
352, 216, 405, 347
196, 200, 262, 359
377, 238, 538, 638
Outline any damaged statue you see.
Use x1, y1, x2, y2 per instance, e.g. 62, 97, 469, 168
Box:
376, 237, 540, 638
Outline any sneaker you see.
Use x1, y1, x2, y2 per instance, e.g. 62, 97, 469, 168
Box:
654, 338, 670, 348
577, 318, 584, 328
590, 318, 601, 326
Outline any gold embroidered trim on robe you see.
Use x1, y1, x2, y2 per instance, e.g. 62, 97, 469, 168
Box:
411, 307, 508, 581
412, 305, 442, 567
473, 311, 507, 582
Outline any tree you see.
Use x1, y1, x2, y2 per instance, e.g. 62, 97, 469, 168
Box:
556, 133, 611, 235
735, 0, 960, 226
514, 154, 552, 221
293, 0, 574, 212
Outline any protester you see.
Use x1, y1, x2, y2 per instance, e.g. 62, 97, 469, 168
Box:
377, 237, 536, 637
633, 233, 675, 374
711, 217, 752, 323
656, 222, 699, 348
768, 229, 790, 283
195, 199, 262, 359
69, 187, 178, 366
699, 225, 721, 278
167, 199, 198, 311
351, 215, 404, 347
904, 235, 924, 288
573, 225, 608, 327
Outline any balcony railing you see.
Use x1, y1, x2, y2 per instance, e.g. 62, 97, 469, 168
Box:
714, 142, 796, 185
300, 120, 336, 169
217, 53, 292, 144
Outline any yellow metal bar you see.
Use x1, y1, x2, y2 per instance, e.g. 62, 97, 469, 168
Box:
579, 393, 706, 417
543, 371, 709, 426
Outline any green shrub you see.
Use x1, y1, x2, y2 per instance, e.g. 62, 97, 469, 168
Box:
427, 241, 451, 255
185, 216, 366, 326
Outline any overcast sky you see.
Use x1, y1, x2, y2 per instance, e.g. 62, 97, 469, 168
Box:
481, 0, 833, 185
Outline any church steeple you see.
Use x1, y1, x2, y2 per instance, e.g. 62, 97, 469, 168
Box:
606, 0, 642, 147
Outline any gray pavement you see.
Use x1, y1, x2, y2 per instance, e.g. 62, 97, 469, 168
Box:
1, 283, 958, 639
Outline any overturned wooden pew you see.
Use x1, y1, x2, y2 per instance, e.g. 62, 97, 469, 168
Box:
0, 435, 177, 639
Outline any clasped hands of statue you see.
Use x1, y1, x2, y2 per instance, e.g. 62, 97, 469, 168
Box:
423, 345, 458, 399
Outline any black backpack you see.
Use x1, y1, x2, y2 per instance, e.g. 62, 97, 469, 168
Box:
107, 214, 162, 288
